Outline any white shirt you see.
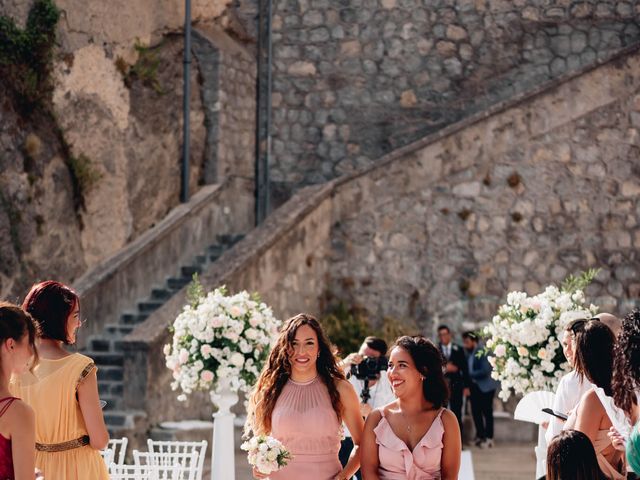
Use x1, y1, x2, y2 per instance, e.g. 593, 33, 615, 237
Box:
442, 343, 451, 359
545, 370, 592, 444
343, 373, 395, 438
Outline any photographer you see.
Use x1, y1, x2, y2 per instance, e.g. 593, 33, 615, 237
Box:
338, 337, 395, 480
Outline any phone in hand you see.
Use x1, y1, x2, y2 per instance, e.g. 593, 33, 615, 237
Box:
542, 407, 568, 421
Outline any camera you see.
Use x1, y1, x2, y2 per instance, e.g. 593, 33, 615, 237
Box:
350, 356, 389, 380
350, 356, 388, 404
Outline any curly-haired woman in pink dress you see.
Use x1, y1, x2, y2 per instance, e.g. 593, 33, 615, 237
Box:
361, 336, 461, 480
245, 313, 365, 480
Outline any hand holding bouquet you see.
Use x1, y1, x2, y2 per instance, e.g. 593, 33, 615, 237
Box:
241, 435, 292, 479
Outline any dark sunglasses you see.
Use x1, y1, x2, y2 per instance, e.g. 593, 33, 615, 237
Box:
569, 317, 600, 334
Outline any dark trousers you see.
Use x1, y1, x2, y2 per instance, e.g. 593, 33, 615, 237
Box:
448, 382, 464, 437
339, 437, 361, 480
470, 384, 495, 439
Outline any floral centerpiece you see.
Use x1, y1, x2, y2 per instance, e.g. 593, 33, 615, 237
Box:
164, 278, 281, 402
483, 270, 599, 401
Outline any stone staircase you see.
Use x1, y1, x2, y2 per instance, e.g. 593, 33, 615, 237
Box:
80, 234, 245, 435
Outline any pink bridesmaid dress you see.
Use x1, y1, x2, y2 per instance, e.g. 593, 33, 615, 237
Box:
270, 376, 342, 479
374, 408, 445, 480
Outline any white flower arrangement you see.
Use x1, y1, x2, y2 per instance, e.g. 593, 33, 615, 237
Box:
241, 435, 292, 477
484, 270, 599, 401
164, 279, 281, 401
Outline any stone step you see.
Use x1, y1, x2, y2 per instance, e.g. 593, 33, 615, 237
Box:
167, 277, 191, 290
104, 410, 147, 430
88, 351, 124, 367
97, 365, 124, 382
217, 234, 244, 246
138, 300, 164, 314
194, 254, 207, 266
105, 324, 134, 337
89, 338, 111, 352
208, 244, 225, 260
100, 392, 124, 411
181, 265, 202, 278
150, 288, 172, 301
120, 312, 137, 324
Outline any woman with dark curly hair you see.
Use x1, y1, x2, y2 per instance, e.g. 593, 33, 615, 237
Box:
245, 313, 364, 480
610, 309, 640, 474
547, 429, 607, 480
360, 335, 461, 480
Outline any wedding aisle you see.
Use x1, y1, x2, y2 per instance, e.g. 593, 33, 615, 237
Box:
204, 441, 536, 479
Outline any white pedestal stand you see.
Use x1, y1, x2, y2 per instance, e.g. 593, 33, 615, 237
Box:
210, 380, 239, 480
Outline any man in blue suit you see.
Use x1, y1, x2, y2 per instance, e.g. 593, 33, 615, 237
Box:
463, 331, 499, 448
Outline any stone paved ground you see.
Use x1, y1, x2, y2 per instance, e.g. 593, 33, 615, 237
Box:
203, 440, 536, 479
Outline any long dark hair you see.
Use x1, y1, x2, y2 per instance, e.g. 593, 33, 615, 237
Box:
573, 321, 615, 396
613, 309, 640, 416
22, 280, 79, 344
246, 313, 345, 435
393, 335, 449, 408
0, 302, 40, 372
547, 430, 606, 480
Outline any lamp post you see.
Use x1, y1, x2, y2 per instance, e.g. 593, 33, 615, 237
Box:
181, 0, 191, 203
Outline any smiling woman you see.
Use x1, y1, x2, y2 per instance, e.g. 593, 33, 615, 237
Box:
360, 335, 461, 480
245, 313, 365, 480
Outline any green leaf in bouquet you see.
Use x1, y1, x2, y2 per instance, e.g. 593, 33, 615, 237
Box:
186, 274, 205, 308
560, 268, 600, 293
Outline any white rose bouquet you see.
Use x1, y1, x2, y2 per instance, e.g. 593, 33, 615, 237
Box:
241, 435, 292, 477
164, 278, 281, 401
484, 270, 599, 401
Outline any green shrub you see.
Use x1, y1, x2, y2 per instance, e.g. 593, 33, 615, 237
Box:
320, 302, 418, 358
67, 154, 101, 196
0, 0, 60, 109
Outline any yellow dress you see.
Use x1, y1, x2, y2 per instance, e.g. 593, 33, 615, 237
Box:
11, 353, 109, 480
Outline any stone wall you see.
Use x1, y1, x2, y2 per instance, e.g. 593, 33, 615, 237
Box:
268, 0, 640, 204
193, 25, 257, 184
328, 47, 640, 334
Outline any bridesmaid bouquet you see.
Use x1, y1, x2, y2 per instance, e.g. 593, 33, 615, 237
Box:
484, 269, 599, 401
241, 435, 292, 477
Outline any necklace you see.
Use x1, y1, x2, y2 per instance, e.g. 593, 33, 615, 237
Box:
399, 409, 413, 433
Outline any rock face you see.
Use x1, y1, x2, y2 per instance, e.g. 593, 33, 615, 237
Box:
0, 1, 256, 299
267, 0, 640, 205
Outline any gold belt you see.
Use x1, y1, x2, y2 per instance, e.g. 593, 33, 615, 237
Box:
36, 435, 90, 452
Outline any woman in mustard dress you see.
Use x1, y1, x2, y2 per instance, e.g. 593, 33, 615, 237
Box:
12, 281, 109, 479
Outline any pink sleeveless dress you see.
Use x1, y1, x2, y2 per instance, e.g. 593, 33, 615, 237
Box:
374, 408, 445, 480
269, 377, 342, 479
0, 397, 19, 480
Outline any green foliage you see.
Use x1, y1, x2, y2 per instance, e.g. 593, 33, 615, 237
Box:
320, 302, 416, 357
67, 154, 101, 196
186, 274, 206, 308
561, 268, 600, 293
0, 0, 60, 108
124, 40, 165, 94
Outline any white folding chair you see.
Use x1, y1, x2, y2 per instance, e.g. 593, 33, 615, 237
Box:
109, 462, 182, 480
146, 440, 207, 480
108, 437, 129, 465
100, 448, 114, 468
133, 450, 199, 480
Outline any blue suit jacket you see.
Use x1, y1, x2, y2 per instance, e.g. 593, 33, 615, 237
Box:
467, 346, 500, 393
